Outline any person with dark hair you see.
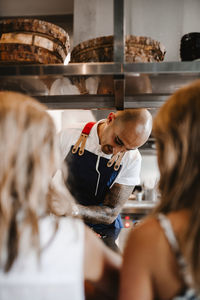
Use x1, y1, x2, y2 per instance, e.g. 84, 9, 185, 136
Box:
57, 109, 152, 240
0, 91, 121, 300
119, 80, 200, 299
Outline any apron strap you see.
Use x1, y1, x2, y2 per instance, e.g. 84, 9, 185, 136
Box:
72, 122, 96, 156
107, 151, 125, 171
72, 121, 125, 170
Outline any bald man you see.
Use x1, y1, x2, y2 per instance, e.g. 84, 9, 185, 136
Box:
58, 109, 152, 245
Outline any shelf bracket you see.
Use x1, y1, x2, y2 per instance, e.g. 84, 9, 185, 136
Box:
114, 74, 125, 110
113, 0, 125, 110
114, 0, 125, 63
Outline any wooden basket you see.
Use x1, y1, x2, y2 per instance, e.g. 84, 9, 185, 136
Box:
71, 35, 166, 63
0, 18, 70, 64
69, 35, 165, 95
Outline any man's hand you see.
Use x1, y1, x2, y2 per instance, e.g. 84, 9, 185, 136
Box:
48, 183, 78, 217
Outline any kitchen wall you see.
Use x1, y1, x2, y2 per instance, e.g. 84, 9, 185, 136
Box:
125, 0, 200, 61
0, 0, 73, 16
73, 0, 113, 47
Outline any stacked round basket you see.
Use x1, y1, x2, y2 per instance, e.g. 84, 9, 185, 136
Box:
71, 35, 166, 63
69, 35, 166, 94
0, 18, 70, 64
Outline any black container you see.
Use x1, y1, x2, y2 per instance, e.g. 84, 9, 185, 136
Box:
180, 32, 200, 61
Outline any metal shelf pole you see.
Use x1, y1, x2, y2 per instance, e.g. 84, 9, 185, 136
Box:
114, 0, 125, 110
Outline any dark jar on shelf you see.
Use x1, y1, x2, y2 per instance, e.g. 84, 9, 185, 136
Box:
180, 32, 200, 61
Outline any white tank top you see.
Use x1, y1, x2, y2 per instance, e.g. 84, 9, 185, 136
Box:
0, 217, 85, 300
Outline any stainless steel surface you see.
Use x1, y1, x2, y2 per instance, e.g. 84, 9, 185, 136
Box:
114, 0, 124, 63
1, 62, 200, 109
114, 75, 125, 110
122, 200, 157, 214
36, 95, 115, 109
124, 61, 200, 73
124, 94, 169, 109
32, 95, 168, 109
0, 63, 122, 76
1, 61, 200, 76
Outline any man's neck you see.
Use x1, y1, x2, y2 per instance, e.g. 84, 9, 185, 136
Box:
97, 120, 106, 145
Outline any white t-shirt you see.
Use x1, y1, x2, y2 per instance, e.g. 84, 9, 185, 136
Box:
59, 121, 141, 187
0, 217, 85, 300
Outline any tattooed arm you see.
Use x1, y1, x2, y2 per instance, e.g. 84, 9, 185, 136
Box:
76, 183, 133, 224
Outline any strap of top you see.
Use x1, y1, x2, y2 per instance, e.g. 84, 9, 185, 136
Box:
157, 213, 193, 287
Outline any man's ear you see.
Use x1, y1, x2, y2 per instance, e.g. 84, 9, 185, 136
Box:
107, 112, 116, 123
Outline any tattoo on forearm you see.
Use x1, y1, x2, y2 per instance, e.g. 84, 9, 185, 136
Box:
77, 183, 133, 225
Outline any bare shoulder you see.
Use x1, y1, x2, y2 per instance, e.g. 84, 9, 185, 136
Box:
127, 217, 160, 244
120, 215, 186, 300
119, 218, 157, 300
123, 217, 162, 262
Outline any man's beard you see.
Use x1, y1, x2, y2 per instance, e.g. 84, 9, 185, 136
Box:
101, 144, 113, 155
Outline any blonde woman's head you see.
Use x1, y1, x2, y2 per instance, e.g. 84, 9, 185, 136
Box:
153, 80, 200, 292
0, 91, 61, 271
153, 80, 200, 212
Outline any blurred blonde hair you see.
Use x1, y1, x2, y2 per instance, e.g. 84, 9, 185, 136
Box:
153, 80, 200, 291
0, 91, 71, 272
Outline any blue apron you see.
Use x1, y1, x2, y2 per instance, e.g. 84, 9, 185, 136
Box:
65, 146, 123, 233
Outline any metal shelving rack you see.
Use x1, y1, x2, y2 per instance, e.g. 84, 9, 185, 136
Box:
1, 0, 200, 109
